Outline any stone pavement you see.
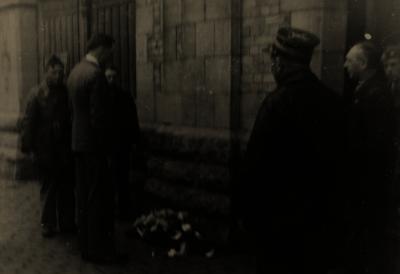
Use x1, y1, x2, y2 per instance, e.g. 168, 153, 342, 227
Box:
0, 180, 256, 274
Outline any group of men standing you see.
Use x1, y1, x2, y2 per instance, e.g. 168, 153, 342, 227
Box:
17, 26, 400, 271
241, 27, 400, 274
20, 34, 143, 264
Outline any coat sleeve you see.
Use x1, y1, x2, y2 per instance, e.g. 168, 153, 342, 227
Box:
20, 90, 39, 153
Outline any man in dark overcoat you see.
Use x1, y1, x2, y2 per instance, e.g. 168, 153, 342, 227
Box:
241, 27, 346, 274
344, 41, 397, 274
67, 34, 126, 263
105, 65, 146, 221
20, 55, 75, 237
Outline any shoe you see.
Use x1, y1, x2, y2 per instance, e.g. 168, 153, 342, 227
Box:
41, 225, 55, 238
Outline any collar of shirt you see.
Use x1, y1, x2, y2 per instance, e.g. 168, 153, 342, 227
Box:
85, 53, 100, 66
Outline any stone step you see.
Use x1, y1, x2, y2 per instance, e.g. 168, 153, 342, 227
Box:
0, 146, 18, 180
148, 156, 230, 194
143, 124, 231, 165
0, 131, 19, 148
143, 178, 231, 217
0, 130, 37, 181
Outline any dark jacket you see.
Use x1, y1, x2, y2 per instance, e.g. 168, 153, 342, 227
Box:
347, 72, 397, 210
242, 67, 345, 235
109, 85, 142, 152
67, 60, 111, 153
20, 81, 72, 170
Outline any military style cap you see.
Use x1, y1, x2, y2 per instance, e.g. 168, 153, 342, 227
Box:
265, 27, 320, 63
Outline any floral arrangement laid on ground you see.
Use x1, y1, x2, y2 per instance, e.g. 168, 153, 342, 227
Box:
132, 208, 215, 258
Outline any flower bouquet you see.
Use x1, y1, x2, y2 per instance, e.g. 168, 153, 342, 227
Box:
133, 208, 214, 258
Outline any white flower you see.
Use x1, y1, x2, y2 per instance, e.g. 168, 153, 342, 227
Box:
172, 231, 182, 240
136, 227, 144, 238
194, 231, 202, 239
205, 249, 215, 258
167, 249, 177, 258
178, 242, 187, 255
177, 212, 185, 220
181, 223, 192, 232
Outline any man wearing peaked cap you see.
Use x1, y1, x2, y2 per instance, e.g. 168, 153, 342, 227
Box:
267, 26, 320, 64
240, 27, 346, 274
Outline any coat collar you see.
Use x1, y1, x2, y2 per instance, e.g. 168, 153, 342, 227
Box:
85, 53, 100, 66
353, 72, 387, 99
277, 66, 316, 88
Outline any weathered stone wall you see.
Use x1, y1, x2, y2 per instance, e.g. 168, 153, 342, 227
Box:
135, 0, 234, 226
240, 0, 347, 131
0, 0, 38, 128
135, 1, 349, 224
136, 0, 233, 129
0, 0, 38, 180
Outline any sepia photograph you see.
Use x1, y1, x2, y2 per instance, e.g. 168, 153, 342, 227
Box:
0, 0, 399, 273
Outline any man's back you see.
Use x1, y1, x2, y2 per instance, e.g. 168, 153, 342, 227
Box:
245, 68, 344, 204
243, 67, 345, 274
67, 60, 110, 152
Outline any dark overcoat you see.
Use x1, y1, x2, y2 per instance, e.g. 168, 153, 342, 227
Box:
20, 81, 72, 171
67, 59, 114, 259
345, 72, 397, 274
109, 86, 141, 152
242, 67, 345, 273
67, 59, 111, 153
347, 73, 396, 211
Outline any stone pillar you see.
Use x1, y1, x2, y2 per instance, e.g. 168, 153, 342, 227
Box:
0, 0, 38, 179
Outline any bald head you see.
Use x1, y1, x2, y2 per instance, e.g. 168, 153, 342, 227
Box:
344, 42, 382, 80
344, 45, 366, 80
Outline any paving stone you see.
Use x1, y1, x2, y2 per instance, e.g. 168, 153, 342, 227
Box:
0, 176, 255, 273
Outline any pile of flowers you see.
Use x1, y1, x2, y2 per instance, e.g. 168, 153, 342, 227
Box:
133, 209, 215, 258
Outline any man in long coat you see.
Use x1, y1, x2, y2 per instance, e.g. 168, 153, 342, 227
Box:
241, 27, 346, 274
67, 34, 126, 263
21, 55, 75, 237
105, 65, 146, 221
344, 41, 397, 274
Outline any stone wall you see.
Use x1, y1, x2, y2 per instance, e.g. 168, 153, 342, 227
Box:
136, 0, 233, 129
134, 1, 349, 225
0, 0, 38, 180
240, 0, 347, 131
135, 0, 235, 229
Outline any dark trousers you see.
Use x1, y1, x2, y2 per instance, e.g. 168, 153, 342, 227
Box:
110, 151, 130, 217
40, 167, 75, 230
345, 207, 398, 274
75, 152, 115, 258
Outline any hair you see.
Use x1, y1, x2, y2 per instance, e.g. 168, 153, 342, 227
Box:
86, 33, 115, 53
45, 54, 64, 71
355, 41, 383, 70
